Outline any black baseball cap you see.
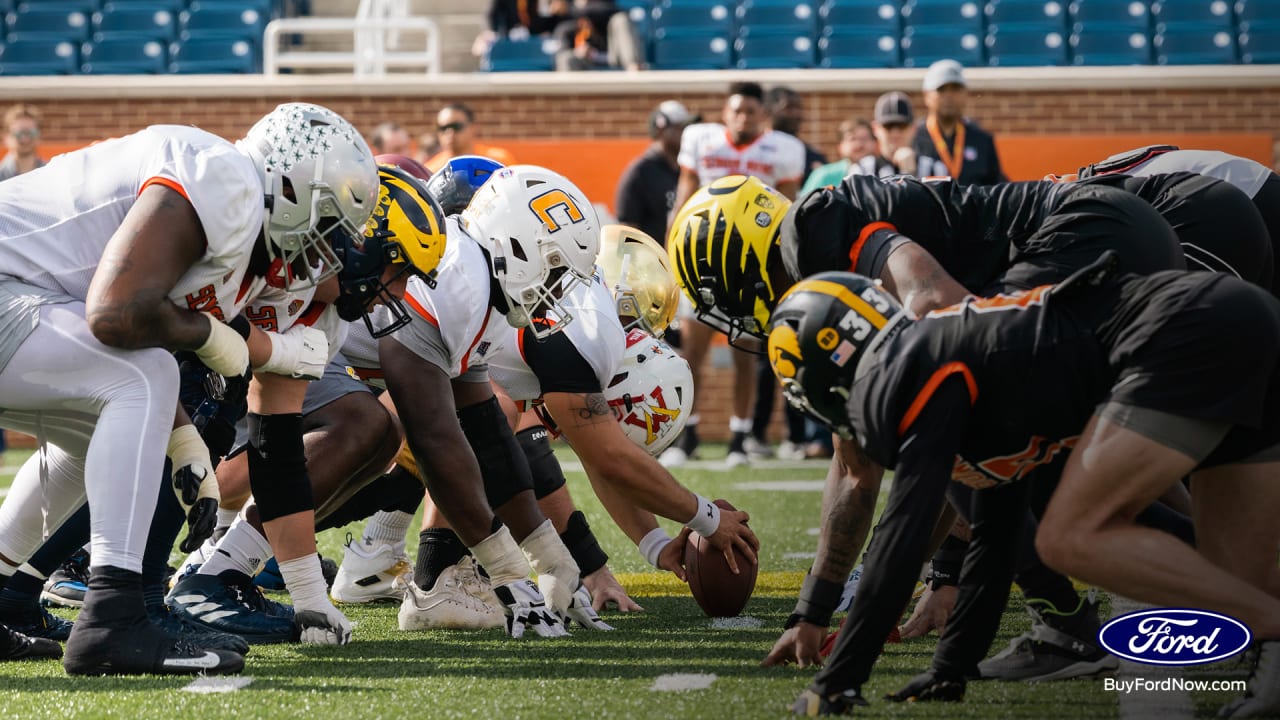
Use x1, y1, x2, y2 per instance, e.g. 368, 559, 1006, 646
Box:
874, 91, 914, 125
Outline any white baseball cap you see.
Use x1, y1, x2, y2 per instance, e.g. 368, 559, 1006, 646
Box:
923, 59, 967, 92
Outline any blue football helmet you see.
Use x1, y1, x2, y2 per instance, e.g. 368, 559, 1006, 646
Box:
424, 155, 505, 215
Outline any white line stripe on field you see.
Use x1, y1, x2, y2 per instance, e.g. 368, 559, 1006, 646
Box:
733, 480, 826, 492
650, 673, 716, 691
1111, 596, 1193, 720
182, 676, 253, 694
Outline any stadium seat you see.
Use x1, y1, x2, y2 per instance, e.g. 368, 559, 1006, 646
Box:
985, 0, 1068, 30
1239, 25, 1280, 63
1069, 26, 1153, 63
6, 7, 92, 42
902, 25, 985, 66
818, 28, 900, 67
483, 37, 555, 72
1154, 26, 1236, 63
81, 37, 167, 73
1236, 0, 1280, 33
650, 33, 732, 69
736, 1, 818, 37
986, 26, 1069, 65
1069, 0, 1152, 31
92, 6, 177, 42
99, 0, 184, 12
733, 33, 815, 68
0, 38, 79, 74
15, 0, 97, 14
179, 2, 267, 42
169, 37, 258, 73
1151, 0, 1234, 32
819, 0, 899, 36
185, 0, 274, 17
650, 3, 733, 38
902, 0, 985, 29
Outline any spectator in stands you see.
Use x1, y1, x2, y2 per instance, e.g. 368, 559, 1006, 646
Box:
850, 91, 918, 178
424, 103, 515, 173
766, 86, 827, 184
474, 0, 574, 57
0, 104, 44, 182
555, 0, 646, 72
615, 100, 697, 246
800, 118, 875, 194
913, 59, 1006, 185
367, 121, 412, 157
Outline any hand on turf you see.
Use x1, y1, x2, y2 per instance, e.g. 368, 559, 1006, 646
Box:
294, 601, 352, 645
658, 527, 692, 581
563, 582, 615, 631
706, 508, 759, 575
762, 620, 827, 669
493, 579, 569, 639
899, 584, 957, 639
885, 669, 966, 703
583, 565, 642, 613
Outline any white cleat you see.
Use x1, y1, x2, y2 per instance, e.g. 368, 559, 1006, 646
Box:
397, 557, 504, 631
659, 446, 688, 468
724, 450, 750, 468
330, 536, 412, 604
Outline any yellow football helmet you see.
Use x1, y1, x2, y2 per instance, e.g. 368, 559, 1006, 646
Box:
667, 175, 791, 342
597, 225, 680, 338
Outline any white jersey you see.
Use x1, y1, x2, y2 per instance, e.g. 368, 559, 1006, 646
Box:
678, 123, 806, 188
241, 278, 347, 363
1119, 150, 1274, 199
0, 125, 263, 320
488, 268, 625, 402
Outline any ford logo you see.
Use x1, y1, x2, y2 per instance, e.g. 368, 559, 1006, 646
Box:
1098, 608, 1252, 666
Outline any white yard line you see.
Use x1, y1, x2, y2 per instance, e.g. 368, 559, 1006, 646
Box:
1110, 596, 1194, 720
182, 676, 253, 694
650, 673, 716, 691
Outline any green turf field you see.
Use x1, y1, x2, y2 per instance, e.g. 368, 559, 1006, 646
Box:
0, 447, 1255, 719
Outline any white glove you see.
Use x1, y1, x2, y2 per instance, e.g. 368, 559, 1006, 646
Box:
470, 524, 568, 639
519, 519, 581, 618
278, 554, 352, 645
254, 325, 329, 380
166, 424, 220, 554
195, 314, 250, 377
564, 582, 614, 631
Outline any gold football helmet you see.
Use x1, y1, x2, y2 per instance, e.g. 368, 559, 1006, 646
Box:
597, 225, 680, 337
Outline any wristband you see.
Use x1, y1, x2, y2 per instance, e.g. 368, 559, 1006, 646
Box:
794, 572, 843, 628
929, 534, 967, 589
638, 528, 673, 568
685, 493, 721, 537
228, 315, 252, 341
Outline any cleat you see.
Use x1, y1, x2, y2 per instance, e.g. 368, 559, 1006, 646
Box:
1220, 640, 1280, 718
743, 435, 774, 460
331, 535, 413, 604
41, 548, 90, 608
978, 590, 1117, 681
167, 571, 295, 644
0, 600, 72, 642
398, 557, 504, 631
658, 446, 688, 468
789, 688, 868, 716
253, 558, 285, 591
147, 603, 250, 656
724, 450, 750, 468
776, 440, 807, 461
1, 623, 62, 661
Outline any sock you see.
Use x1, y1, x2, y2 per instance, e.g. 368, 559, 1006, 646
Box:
0, 569, 45, 614
415, 528, 468, 591
197, 518, 272, 579
142, 582, 167, 610
365, 510, 413, 547
728, 416, 752, 453
216, 507, 239, 529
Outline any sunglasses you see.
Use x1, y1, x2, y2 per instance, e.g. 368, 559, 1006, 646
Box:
10, 129, 38, 140
437, 122, 468, 133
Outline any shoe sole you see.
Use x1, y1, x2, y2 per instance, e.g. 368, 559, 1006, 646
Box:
332, 588, 405, 604
992, 656, 1118, 683
40, 590, 85, 609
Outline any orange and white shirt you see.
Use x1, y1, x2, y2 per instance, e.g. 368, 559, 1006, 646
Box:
677, 123, 806, 188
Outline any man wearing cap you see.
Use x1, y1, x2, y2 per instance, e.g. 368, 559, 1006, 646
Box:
850, 91, 919, 179
615, 100, 696, 246
912, 60, 1006, 185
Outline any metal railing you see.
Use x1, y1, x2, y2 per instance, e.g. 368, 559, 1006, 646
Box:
262, 6, 441, 76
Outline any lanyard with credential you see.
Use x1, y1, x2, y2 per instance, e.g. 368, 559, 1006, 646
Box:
926, 116, 966, 180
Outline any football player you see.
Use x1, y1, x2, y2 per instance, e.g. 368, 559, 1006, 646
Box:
767, 264, 1280, 718
0, 102, 376, 674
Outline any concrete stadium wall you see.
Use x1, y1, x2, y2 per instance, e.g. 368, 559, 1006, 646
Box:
1, 66, 1276, 443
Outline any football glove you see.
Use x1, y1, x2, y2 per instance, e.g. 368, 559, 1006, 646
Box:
166, 425, 219, 554
195, 314, 250, 378
563, 582, 614, 631
885, 670, 966, 703
520, 519, 581, 617
278, 554, 352, 645
254, 325, 329, 380
492, 579, 569, 639
790, 688, 869, 716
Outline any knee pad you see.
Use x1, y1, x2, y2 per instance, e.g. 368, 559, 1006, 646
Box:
517, 426, 566, 500
560, 510, 608, 576
246, 413, 314, 523
457, 397, 534, 510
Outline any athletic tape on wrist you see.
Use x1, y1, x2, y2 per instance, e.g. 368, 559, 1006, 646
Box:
469, 523, 532, 586
638, 527, 673, 569
794, 573, 843, 628
685, 494, 721, 537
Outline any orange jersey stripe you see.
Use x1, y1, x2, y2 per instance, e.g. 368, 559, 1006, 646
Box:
897, 361, 978, 437
405, 293, 439, 327
848, 221, 898, 272
140, 176, 189, 201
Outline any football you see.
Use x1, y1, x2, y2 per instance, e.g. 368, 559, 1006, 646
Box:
685, 499, 759, 617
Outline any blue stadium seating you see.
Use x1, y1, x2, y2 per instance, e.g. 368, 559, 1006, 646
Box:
81, 37, 167, 73
92, 6, 177, 42
819, 0, 899, 35
0, 38, 79, 74
734, 33, 815, 68
1236, 0, 1280, 32
1152, 0, 1234, 32
902, 0, 985, 29
651, 33, 732, 69
650, 3, 733, 38
985, 0, 1068, 30
1154, 26, 1237, 63
902, 24, 985, 66
986, 26, 1069, 65
818, 27, 900, 67
736, 1, 818, 37
188, 0, 273, 16
101, 0, 185, 12
169, 37, 257, 73
179, 2, 267, 41
483, 37, 555, 72
1070, 25, 1153, 63
16, 1, 97, 14
1069, 0, 1152, 31
6, 7, 92, 42
1238, 25, 1280, 63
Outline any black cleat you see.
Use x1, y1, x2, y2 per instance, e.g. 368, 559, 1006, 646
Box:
1, 623, 62, 661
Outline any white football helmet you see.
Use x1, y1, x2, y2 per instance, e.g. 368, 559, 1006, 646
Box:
459, 165, 600, 338
237, 102, 379, 289
597, 225, 680, 338
604, 329, 694, 457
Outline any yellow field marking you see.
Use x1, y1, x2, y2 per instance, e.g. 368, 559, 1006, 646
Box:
616, 571, 806, 598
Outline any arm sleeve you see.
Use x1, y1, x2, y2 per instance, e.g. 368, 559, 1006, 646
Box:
809, 375, 972, 694
522, 329, 603, 394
